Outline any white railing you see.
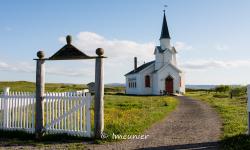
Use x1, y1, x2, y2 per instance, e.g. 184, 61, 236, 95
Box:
43, 92, 92, 137
0, 87, 35, 133
0, 88, 92, 137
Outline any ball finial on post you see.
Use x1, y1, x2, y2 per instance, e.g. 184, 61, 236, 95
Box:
66, 35, 72, 45
96, 48, 104, 56
37, 51, 45, 59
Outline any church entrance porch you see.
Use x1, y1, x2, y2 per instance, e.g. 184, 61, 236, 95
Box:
165, 76, 174, 94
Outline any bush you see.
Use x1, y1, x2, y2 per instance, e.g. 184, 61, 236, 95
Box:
230, 86, 247, 98
215, 85, 230, 93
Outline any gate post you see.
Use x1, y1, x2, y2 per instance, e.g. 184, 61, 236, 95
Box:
94, 48, 104, 138
35, 51, 45, 139
247, 85, 250, 135
3, 87, 10, 128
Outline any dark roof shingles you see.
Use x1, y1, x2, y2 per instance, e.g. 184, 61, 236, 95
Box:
125, 61, 155, 76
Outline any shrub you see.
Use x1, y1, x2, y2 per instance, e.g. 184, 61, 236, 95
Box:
215, 85, 230, 93
230, 86, 247, 98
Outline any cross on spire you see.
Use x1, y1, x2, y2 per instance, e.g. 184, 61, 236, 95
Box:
163, 5, 167, 13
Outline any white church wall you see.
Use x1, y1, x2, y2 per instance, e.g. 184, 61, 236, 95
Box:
155, 50, 163, 70
138, 64, 154, 95
163, 50, 173, 64
157, 65, 182, 94
180, 72, 186, 94
125, 74, 140, 95
152, 73, 159, 95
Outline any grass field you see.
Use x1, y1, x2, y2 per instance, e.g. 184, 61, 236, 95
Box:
0, 81, 125, 94
103, 95, 178, 140
186, 91, 249, 149
0, 81, 178, 149
0, 81, 87, 93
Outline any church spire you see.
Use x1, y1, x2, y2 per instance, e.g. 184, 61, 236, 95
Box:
160, 11, 171, 39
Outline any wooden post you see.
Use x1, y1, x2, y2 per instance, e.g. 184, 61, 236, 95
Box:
247, 85, 250, 135
94, 48, 104, 138
35, 51, 45, 139
3, 87, 10, 128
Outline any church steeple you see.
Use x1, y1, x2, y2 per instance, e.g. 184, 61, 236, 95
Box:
160, 11, 171, 39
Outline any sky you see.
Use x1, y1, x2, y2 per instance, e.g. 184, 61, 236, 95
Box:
0, 0, 250, 85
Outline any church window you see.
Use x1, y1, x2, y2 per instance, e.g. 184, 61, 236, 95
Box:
145, 75, 150, 87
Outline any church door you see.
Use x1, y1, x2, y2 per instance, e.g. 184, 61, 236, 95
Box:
165, 76, 173, 94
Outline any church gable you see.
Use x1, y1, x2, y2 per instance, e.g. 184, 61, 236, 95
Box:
157, 63, 182, 74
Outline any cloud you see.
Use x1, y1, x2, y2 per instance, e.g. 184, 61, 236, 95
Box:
181, 60, 250, 70
215, 44, 228, 51
0, 61, 33, 73
46, 67, 93, 77
174, 42, 193, 51
1, 32, 156, 81
58, 32, 158, 82
0, 60, 93, 77
3, 31, 214, 83
59, 32, 155, 61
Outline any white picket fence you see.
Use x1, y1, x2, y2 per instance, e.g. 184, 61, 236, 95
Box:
0, 88, 35, 133
0, 87, 92, 137
44, 92, 92, 137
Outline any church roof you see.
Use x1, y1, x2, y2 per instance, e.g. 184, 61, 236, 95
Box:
125, 61, 155, 76
160, 12, 171, 39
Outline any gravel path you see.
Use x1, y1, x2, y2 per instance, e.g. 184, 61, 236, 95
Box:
86, 96, 222, 150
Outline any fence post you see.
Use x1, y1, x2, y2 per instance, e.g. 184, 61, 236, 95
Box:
94, 48, 105, 139
35, 51, 45, 139
247, 85, 250, 135
3, 87, 10, 128
86, 93, 91, 137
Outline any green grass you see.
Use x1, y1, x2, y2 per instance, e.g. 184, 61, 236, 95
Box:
103, 95, 178, 140
0, 81, 126, 94
186, 91, 249, 149
0, 81, 87, 93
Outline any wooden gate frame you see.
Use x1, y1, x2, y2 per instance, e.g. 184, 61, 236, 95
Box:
34, 35, 106, 139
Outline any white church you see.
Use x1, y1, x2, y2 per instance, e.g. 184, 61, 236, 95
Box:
125, 12, 185, 95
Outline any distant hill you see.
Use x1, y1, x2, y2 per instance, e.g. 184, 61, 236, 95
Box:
105, 83, 125, 87
0, 81, 244, 91
186, 85, 217, 90
105, 84, 217, 89
186, 84, 245, 90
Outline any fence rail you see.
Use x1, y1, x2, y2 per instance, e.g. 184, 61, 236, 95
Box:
0, 88, 92, 137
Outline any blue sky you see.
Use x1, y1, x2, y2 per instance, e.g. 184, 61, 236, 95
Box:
0, 0, 250, 85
